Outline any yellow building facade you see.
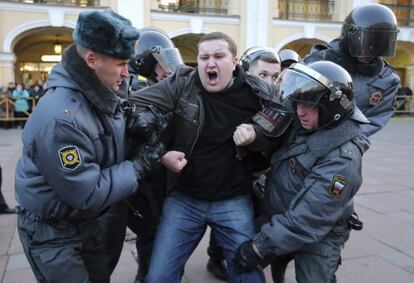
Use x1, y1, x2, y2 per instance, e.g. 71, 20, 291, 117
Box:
1, 0, 414, 90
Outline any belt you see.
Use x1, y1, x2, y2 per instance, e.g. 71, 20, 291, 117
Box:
16, 206, 90, 225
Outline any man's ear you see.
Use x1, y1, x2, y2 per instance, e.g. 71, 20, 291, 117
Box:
84, 51, 98, 70
232, 56, 237, 71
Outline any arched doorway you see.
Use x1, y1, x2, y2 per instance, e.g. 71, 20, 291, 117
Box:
13, 27, 73, 85
278, 38, 326, 59
386, 41, 414, 88
172, 33, 205, 66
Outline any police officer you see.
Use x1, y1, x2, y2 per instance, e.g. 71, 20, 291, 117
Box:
278, 49, 300, 71
15, 9, 163, 283
126, 27, 190, 283
240, 46, 281, 86
129, 27, 183, 88
232, 61, 370, 282
238, 46, 282, 208
303, 3, 400, 137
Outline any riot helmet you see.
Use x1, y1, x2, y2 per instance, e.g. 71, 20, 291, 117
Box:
340, 3, 399, 58
239, 46, 280, 71
278, 49, 300, 70
129, 27, 183, 82
278, 61, 358, 129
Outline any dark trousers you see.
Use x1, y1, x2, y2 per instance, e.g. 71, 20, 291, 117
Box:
14, 111, 26, 128
270, 221, 350, 283
98, 202, 128, 274
18, 213, 110, 283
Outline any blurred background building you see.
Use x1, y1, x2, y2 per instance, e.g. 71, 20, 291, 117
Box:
0, 0, 413, 95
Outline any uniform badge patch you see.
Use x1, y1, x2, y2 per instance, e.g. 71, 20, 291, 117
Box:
328, 176, 348, 198
58, 146, 81, 170
369, 91, 383, 105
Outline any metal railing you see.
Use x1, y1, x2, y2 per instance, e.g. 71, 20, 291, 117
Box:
383, 3, 414, 27
156, 0, 230, 16
394, 95, 414, 115
0, 97, 36, 121
278, 0, 335, 21
1, 0, 101, 7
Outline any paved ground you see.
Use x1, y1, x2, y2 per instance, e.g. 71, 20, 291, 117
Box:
1, 118, 414, 282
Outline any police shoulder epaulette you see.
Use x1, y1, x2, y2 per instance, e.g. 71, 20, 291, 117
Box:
53, 91, 82, 122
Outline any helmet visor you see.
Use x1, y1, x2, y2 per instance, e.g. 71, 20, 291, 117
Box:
277, 68, 329, 107
348, 29, 398, 57
152, 47, 184, 74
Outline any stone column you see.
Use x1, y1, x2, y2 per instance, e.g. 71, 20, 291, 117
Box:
0, 53, 16, 86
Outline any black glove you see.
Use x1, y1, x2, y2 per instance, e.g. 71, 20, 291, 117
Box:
131, 143, 166, 179
232, 240, 263, 275
126, 106, 168, 144
251, 105, 292, 137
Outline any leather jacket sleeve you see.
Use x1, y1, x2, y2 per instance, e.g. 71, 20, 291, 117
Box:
129, 66, 192, 113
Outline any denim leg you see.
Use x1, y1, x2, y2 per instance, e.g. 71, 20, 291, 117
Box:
209, 194, 265, 283
146, 192, 207, 283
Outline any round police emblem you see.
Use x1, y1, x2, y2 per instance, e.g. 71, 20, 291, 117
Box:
369, 91, 383, 106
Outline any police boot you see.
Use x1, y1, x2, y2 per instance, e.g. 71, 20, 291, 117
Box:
206, 244, 228, 281
207, 257, 228, 281
0, 204, 15, 214
271, 253, 295, 283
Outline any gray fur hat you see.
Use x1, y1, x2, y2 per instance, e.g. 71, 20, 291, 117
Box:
73, 9, 140, 59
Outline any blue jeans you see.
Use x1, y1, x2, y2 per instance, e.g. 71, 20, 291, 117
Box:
146, 192, 265, 283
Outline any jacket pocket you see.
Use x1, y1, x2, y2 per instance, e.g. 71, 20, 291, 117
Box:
175, 98, 199, 125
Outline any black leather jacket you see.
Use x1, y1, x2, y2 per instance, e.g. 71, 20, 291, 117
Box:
130, 65, 278, 190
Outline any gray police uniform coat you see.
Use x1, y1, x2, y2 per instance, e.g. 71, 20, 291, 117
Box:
15, 44, 138, 283
303, 39, 400, 137
253, 119, 370, 282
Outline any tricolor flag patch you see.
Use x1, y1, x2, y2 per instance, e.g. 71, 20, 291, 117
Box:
328, 176, 348, 198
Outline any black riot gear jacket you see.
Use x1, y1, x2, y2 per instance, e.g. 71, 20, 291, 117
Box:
340, 3, 398, 58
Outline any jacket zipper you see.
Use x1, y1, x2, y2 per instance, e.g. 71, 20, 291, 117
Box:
189, 89, 203, 156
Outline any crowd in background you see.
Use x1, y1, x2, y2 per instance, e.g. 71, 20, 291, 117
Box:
0, 80, 46, 128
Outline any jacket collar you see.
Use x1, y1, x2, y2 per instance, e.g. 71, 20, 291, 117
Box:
62, 43, 119, 115
306, 119, 361, 157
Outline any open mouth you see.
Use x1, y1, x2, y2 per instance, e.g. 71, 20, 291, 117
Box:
207, 70, 218, 82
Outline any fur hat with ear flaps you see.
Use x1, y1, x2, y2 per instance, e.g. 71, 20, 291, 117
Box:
73, 9, 140, 59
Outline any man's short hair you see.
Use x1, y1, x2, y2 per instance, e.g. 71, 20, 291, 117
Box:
250, 53, 280, 68
197, 32, 237, 57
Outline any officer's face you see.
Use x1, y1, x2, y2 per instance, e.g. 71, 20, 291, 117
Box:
296, 103, 319, 130
197, 39, 237, 93
93, 53, 129, 92
248, 60, 281, 86
357, 57, 376, 64
154, 62, 170, 82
